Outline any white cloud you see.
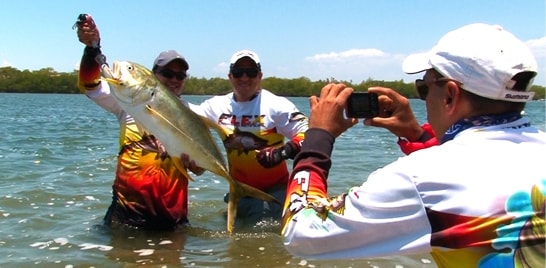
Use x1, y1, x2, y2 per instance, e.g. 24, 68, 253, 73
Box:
294, 48, 405, 82
306, 48, 387, 62
525, 37, 546, 86
2, 59, 11, 68
298, 40, 546, 85
526, 36, 546, 57
213, 62, 229, 74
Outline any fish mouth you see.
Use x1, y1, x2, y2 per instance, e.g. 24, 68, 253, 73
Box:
102, 64, 123, 86
104, 77, 122, 86
100, 64, 116, 79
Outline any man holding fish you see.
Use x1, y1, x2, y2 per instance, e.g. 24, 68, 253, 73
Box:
75, 14, 204, 230
75, 15, 299, 232
197, 49, 309, 225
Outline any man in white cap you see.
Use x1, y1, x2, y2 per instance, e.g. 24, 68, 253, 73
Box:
198, 49, 309, 226
76, 14, 203, 230
281, 23, 545, 268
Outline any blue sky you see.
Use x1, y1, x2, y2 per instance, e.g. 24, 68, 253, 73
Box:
1, 0, 545, 85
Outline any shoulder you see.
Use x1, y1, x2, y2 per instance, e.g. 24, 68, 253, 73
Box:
201, 93, 233, 106
186, 101, 204, 116
260, 89, 282, 99
260, 89, 296, 106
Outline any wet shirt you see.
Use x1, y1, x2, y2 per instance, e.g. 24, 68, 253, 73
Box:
198, 89, 308, 190
85, 81, 191, 229
282, 117, 546, 267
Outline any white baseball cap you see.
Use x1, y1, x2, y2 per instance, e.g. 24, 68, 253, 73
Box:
230, 49, 261, 70
403, 23, 537, 102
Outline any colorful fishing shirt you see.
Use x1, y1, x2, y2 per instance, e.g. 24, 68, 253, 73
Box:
282, 115, 545, 267
84, 81, 192, 230
197, 89, 308, 191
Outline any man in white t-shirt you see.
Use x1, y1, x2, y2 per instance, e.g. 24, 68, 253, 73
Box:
197, 50, 308, 225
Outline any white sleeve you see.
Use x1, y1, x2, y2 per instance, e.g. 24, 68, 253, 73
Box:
283, 164, 432, 259
84, 80, 125, 121
270, 96, 308, 138
187, 101, 205, 116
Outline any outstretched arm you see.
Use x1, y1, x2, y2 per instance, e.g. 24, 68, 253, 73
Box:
75, 14, 103, 91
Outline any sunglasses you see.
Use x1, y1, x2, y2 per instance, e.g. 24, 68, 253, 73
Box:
415, 77, 459, 100
231, 68, 259, 79
158, 69, 187, 80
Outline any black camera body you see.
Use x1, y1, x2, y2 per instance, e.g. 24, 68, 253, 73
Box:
345, 92, 379, 118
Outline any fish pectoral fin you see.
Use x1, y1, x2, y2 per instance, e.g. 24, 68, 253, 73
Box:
172, 157, 195, 182
145, 104, 156, 114
143, 105, 200, 146
145, 105, 174, 124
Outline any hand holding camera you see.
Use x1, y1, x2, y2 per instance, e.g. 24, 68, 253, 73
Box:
309, 83, 359, 138
364, 87, 424, 141
345, 92, 379, 118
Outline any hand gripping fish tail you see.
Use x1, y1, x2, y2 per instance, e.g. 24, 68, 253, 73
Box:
102, 61, 278, 233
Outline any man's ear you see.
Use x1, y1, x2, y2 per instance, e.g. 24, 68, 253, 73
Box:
444, 81, 461, 113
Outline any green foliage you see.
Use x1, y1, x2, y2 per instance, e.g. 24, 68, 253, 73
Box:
0, 67, 79, 93
1, 66, 545, 100
530, 85, 545, 99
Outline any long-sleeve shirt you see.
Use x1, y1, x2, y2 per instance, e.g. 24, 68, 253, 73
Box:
197, 89, 308, 190
282, 116, 546, 268
83, 80, 192, 229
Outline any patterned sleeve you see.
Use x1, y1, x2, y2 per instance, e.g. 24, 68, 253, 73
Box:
281, 128, 431, 259
280, 128, 333, 226
84, 80, 124, 120
272, 95, 308, 145
77, 46, 102, 92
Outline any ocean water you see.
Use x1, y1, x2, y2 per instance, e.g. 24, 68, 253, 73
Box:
0, 93, 544, 267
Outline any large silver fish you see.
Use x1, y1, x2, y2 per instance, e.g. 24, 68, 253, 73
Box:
102, 61, 278, 233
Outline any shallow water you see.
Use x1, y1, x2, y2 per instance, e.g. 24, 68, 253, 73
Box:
0, 93, 544, 267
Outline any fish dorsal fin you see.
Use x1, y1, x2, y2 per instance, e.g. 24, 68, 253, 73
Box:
199, 115, 233, 140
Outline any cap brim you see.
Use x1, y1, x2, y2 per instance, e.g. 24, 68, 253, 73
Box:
402, 52, 432, 74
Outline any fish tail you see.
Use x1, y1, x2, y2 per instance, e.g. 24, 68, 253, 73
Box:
225, 180, 280, 233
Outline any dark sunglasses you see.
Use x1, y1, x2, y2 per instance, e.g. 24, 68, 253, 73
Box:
231, 68, 259, 79
415, 77, 459, 100
158, 69, 187, 80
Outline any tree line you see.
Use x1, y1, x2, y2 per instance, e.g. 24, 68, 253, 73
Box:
0, 66, 544, 100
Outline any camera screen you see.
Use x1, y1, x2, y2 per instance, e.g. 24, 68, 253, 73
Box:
346, 92, 379, 118
351, 96, 371, 112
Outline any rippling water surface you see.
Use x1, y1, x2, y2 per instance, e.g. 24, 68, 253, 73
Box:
0, 93, 544, 267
